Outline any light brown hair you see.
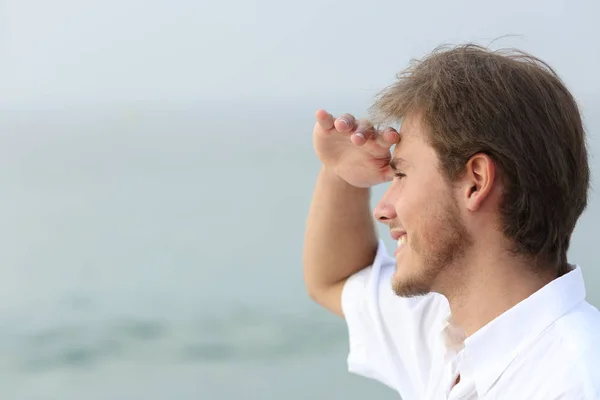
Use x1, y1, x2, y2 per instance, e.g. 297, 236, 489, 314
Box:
370, 44, 589, 274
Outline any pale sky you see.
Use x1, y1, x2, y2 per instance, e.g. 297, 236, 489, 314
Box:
1, 0, 600, 310
1, 0, 599, 109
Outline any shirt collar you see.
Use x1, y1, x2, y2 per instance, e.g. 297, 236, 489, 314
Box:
456, 265, 587, 396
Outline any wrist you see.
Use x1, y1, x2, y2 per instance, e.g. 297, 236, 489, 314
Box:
320, 165, 370, 193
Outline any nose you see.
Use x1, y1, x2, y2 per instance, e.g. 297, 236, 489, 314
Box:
373, 193, 397, 224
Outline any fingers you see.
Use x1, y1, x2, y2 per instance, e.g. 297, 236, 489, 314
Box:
379, 126, 400, 146
315, 109, 335, 131
350, 119, 375, 146
334, 113, 356, 133
351, 126, 399, 147
315, 109, 398, 147
316, 110, 359, 133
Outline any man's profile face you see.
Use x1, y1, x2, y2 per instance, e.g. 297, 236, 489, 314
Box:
374, 114, 472, 297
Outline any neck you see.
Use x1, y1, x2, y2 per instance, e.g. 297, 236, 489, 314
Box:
439, 248, 557, 337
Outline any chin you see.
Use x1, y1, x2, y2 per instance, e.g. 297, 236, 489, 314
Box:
391, 269, 432, 298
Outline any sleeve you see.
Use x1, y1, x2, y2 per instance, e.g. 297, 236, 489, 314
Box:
341, 239, 449, 399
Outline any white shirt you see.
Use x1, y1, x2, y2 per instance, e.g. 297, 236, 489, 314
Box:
341, 239, 600, 399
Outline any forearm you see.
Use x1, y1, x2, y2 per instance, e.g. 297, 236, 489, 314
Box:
302, 165, 378, 297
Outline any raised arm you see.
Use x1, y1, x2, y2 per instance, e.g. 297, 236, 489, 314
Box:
302, 110, 398, 317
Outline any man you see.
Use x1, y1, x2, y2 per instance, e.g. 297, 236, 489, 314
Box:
303, 44, 600, 399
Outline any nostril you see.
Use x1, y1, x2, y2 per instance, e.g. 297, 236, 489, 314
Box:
374, 204, 396, 222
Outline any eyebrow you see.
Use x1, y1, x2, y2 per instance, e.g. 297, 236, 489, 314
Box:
389, 157, 408, 171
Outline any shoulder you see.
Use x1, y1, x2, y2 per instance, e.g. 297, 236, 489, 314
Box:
527, 301, 600, 399
557, 301, 600, 398
496, 301, 600, 399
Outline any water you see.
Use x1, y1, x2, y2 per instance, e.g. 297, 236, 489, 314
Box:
1, 105, 599, 399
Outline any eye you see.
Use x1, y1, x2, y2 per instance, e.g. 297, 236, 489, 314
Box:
394, 172, 406, 179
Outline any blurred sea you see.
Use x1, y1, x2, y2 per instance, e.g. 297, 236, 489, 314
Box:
0, 104, 599, 399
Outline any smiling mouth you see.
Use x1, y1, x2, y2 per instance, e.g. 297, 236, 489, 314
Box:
397, 234, 407, 249
392, 230, 408, 255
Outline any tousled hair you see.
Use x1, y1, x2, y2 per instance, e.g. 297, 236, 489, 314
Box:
370, 44, 589, 274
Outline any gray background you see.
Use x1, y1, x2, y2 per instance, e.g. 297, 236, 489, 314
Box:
0, 0, 598, 398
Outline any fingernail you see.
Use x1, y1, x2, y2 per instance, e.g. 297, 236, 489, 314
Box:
354, 132, 365, 139
339, 118, 349, 127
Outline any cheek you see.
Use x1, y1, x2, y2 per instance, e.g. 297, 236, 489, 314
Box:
400, 195, 447, 250
394, 183, 431, 227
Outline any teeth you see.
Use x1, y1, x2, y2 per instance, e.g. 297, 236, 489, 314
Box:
397, 234, 407, 247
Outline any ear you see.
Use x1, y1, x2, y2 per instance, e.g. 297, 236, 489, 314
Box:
462, 153, 496, 211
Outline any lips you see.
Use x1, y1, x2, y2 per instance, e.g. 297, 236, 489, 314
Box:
390, 229, 406, 241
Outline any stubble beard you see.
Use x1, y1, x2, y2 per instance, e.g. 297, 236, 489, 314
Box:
392, 197, 472, 298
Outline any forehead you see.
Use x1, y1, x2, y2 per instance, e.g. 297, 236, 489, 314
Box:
392, 114, 428, 156
390, 115, 443, 174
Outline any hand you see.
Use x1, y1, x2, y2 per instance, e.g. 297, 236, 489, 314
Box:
312, 109, 399, 188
